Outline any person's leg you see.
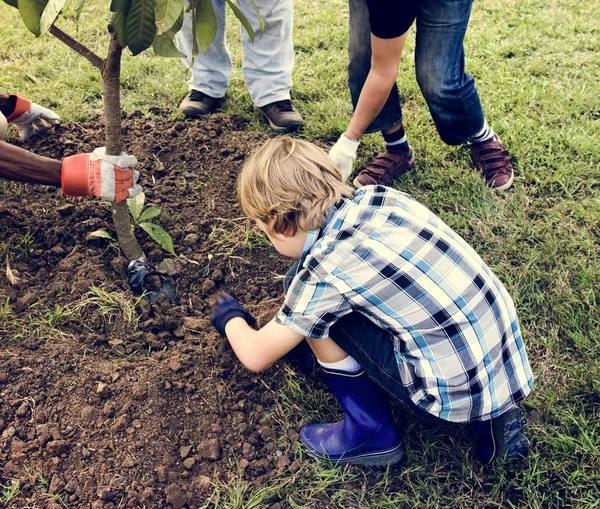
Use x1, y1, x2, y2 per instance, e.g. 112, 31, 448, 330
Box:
176, 0, 230, 116
414, 0, 514, 189
238, 0, 302, 132
301, 334, 404, 467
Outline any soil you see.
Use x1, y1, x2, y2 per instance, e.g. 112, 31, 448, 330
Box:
0, 113, 320, 508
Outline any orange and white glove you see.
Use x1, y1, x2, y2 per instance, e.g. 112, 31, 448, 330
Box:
6, 95, 60, 141
62, 147, 142, 203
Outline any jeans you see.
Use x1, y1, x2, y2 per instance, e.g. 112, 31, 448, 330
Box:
348, 0, 485, 145
176, 0, 294, 107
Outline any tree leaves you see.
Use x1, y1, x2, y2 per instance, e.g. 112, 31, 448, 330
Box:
154, 0, 182, 35
39, 0, 67, 34
139, 222, 176, 256
17, 0, 48, 36
193, 0, 216, 54
126, 0, 157, 56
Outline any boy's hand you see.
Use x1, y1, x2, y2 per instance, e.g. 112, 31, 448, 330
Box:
6, 95, 60, 141
61, 147, 142, 203
329, 133, 360, 182
211, 293, 256, 337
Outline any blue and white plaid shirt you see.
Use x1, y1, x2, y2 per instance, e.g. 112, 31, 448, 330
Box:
275, 186, 533, 422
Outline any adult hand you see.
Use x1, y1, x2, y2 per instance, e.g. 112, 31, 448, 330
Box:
6, 95, 60, 141
211, 293, 256, 337
329, 134, 360, 182
61, 147, 142, 203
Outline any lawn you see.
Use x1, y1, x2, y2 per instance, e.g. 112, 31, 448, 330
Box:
0, 0, 599, 507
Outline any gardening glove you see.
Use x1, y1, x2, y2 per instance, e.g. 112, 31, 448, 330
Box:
329, 133, 360, 182
211, 293, 256, 337
6, 95, 60, 141
61, 147, 142, 203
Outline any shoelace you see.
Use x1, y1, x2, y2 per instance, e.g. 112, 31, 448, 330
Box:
272, 100, 294, 112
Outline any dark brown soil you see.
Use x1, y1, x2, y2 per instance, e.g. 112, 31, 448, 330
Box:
0, 113, 314, 508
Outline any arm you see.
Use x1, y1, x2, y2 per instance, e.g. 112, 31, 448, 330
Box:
0, 140, 62, 186
346, 33, 408, 140
225, 317, 305, 373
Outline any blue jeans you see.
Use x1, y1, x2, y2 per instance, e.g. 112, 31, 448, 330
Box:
348, 0, 485, 145
176, 0, 294, 107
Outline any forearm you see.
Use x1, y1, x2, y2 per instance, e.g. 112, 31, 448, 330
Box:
0, 141, 62, 186
224, 317, 304, 373
346, 33, 408, 140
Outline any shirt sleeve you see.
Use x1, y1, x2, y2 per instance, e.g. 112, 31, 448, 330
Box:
275, 264, 353, 339
365, 0, 417, 39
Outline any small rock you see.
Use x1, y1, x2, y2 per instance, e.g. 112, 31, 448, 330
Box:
167, 358, 182, 372
180, 445, 192, 459
49, 473, 65, 494
182, 457, 196, 470
201, 279, 215, 295
164, 483, 188, 509
183, 317, 205, 330
16, 402, 30, 418
81, 406, 100, 422
155, 465, 169, 483
155, 259, 183, 276
182, 233, 199, 246
46, 440, 69, 456
97, 382, 109, 398
194, 475, 212, 493
196, 438, 221, 461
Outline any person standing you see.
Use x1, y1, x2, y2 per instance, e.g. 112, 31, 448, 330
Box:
329, 0, 515, 191
176, 0, 303, 133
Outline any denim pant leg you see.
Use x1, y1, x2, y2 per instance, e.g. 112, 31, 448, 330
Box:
176, 0, 231, 98
347, 0, 403, 134
414, 0, 485, 145
329, 312, 434, 421
238, 0, 294, 107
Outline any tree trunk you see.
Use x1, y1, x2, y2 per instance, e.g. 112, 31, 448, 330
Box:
103, 37, 144, 262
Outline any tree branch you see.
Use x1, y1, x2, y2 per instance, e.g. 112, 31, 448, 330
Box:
49, 25, 104, 71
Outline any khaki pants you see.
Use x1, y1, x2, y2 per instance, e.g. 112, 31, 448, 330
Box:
0, 111, 7, 140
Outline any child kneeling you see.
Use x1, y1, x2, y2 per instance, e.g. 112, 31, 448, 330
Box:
211, 137, 534, 466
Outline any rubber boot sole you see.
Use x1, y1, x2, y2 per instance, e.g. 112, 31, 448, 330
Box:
301, 440, 404, 468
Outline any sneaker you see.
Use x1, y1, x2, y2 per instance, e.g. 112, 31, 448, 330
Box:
472, 406, 530, 464
469, 134, 514, 191
179, 90, 221, 118
258, 100, 303, 133
353, 149, 415, 188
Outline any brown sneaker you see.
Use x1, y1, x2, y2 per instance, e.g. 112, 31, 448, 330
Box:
179, 90, 221, 118
469, 135, 514, 191
258, 100, 303, 133
353, 149, 415, 188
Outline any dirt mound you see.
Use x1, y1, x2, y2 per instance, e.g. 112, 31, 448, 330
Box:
0, 113, 309, 508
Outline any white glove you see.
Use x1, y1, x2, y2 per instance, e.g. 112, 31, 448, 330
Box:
329, 134, 360, 182
7, 95, 60, 141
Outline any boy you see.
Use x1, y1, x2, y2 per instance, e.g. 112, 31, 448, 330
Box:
211, 137, 534, 466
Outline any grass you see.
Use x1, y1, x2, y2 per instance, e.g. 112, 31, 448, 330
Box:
0, 0, 599, 507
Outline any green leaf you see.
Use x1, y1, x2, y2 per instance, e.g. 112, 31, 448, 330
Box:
111, 10, 128, 46
110, 0, 123, 12
154, 0, 183, 35
73, 0, 86, 23
247, 0, 264, 35
139, 222, 176, 256
3, 0, 18, 9
193, 0, 216, 53
86, 229, 116, 241
137, 206, 161, 223
18, 0, 48, 36
127, 191, 145, 222
126, 0, 156, 56
39, 0, 67, 34
152, 32, 185, 58
225, 0, 253, 43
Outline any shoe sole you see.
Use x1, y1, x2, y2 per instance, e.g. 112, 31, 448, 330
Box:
301, 440, 404, 468
257, 108, 303, 134
494, 407, 529, 461
490, 171, 514, 191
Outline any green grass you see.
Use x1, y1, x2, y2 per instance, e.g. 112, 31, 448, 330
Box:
1, 0, 599, 506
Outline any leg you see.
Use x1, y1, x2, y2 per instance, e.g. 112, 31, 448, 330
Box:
348, 0, 402, 134
414, 0, 483, 145
176, 0, 231, 100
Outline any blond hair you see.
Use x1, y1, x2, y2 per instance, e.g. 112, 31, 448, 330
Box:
238, 137, 354, 235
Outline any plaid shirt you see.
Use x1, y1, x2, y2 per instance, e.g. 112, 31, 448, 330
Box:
275, 186, 533, 422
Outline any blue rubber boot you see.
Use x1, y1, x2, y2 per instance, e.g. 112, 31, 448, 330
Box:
472, 406, 529, 464
300, 368, 404, 467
